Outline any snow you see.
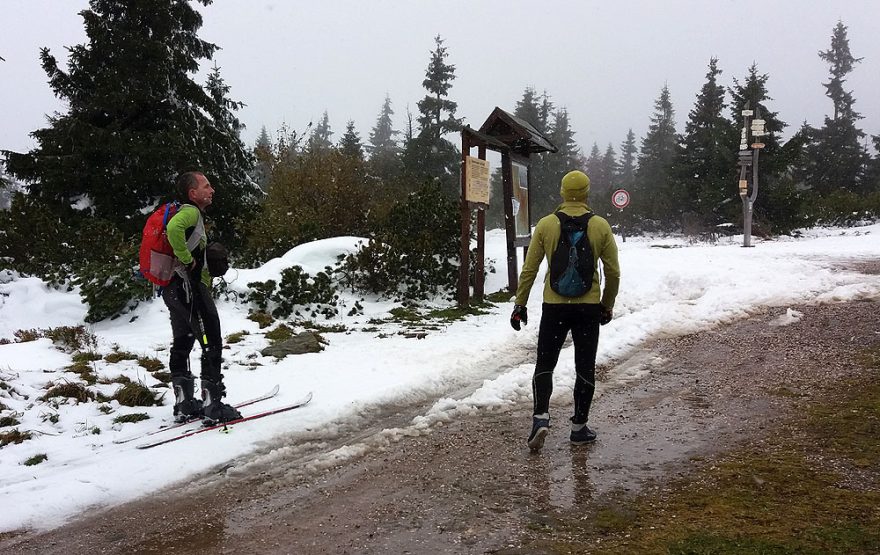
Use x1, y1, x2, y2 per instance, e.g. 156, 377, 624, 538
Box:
1, 225, 879, 533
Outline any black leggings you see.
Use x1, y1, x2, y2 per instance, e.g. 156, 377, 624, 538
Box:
533, 303, 601, 424
162, 277, 222, 381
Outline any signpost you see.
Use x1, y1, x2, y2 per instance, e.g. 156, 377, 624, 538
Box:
737, 102, 765, 248
611, 188, 630, 242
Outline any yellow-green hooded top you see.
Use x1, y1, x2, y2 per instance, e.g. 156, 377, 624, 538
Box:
514, 170, 620, 308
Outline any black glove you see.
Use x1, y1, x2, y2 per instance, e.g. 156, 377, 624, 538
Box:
185, 259, 199, 280
599, 305, 613, 326
510, 305, 528, 331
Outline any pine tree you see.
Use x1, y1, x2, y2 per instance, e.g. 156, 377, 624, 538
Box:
540, 107, 582, 215
514, 87, 555, 216
367, 94, 401, 181
674, 58, 738, 225
617, 129, 638, 192
3, 0, 257, 237
416, 35, 463, 142
308, 111, 334, 152
635, 85, 679, 223
804, 21, 867, 195
251, 125, 273, 193
339, 120, 364, 159
403, 35, 462, 194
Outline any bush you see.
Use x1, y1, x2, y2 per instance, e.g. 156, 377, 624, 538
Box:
338, 181, 460, 301
246, 265, 338, 319
0, 430, 32, 447
42, 381, 95, 402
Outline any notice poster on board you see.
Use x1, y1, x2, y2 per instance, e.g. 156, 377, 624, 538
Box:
511, 161, 530, 238
465, 156, 490, 205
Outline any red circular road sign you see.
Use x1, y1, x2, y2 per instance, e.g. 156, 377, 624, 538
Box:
611, 189, 630, 209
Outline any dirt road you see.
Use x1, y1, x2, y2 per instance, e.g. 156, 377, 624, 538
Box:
2, 288, 879, 554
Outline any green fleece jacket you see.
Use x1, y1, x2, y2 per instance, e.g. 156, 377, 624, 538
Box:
166, 204, 211, 288
515, 200, 620, 308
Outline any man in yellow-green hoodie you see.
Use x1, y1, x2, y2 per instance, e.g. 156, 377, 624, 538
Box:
510, 170, 620, 451
163, 171, 241, 424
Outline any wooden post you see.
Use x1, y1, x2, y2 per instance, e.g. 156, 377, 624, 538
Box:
458, 132, 471, 307
502, 151, 517, 294
474, 144, 487, 301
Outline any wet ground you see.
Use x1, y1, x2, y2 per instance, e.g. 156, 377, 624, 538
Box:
2, 289, 879, 554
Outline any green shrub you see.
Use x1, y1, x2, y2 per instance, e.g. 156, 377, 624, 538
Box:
247, 265, 338, 319
73, 230, 151, 323
23, 453, 48, 466
44, 326, 97, 352
338, 181, 461, 301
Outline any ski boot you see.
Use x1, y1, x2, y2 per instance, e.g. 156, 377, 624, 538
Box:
171, 375, 204, 423
201, 378, 242, 424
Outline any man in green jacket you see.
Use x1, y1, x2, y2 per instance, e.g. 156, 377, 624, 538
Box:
510, 170, 620, 451
163, 171, 241, 423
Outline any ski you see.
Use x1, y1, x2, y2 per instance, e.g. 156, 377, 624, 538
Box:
135, 391, 313, 449
113, 384, 280, 444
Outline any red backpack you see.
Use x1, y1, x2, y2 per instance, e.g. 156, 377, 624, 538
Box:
139, 201, 180, 286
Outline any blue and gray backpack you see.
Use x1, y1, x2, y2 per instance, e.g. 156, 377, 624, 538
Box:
549, 211, 594, 297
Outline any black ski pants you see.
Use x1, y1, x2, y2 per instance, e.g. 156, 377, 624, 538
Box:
162, 276, 223, 382
532, 303, 601, 425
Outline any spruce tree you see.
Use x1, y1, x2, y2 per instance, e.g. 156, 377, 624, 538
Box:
804, 21, 867, 195
251, 126, 273, 192
675, 58, 738, 225
3, 0, 257, 237
541, 107, 582, 215
515, 87, 554, 216
339, 120, 364, 159
403, 35, 462, 194
617, 129, 638, 192
367, 94, 401, 181
308, 111, 334, 152
635, 85, 679, 223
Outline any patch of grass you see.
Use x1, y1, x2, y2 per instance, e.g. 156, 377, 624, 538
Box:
44, 326, 97, 352
388, 306, 422, 322
248, 311, 274, 329
0, 416, 21, 428
113, 382, 161, 407
13, 329, 42, 343
40, 412, 59, 424
104, 350, 137, 363
426, 302, 493, 321
227, 330, 250, 344
65, 360, 98, 385
97, 404, 114, 415
137, 356, 164, 373
90, 426, 101, 435
485, 289, 513, 303
151, 371, 172, 384
303, 322, 347, 334
112, 412, 150, 424
71, 350, 102, 363
553, 376, 880, 555
98, 375, 132, 386
0, 429, 32, 447
23, 453, 48, 466
41, 381, 95, 403
265, 323, 294, 344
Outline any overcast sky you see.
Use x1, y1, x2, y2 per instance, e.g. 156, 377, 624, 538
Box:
3, 1, 880, 159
